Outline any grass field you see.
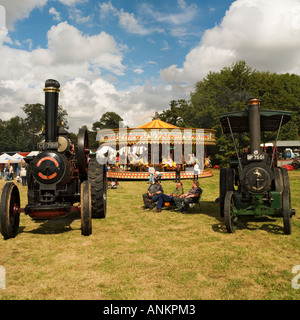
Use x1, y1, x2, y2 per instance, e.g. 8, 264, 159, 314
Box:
1, 169, 300, 300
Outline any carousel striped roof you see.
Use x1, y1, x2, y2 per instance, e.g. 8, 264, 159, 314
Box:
136, 119, 179, 129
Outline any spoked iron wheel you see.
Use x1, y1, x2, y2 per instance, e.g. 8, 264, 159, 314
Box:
80, 181, 92, 236
282, 189, 291, 235
0, 183, 21, 240
224, 191, 237, 233
219, 168, 234, 218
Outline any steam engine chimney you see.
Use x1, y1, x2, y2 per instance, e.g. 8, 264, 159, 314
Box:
248, 98, 262, 154
44, 79, 60, 144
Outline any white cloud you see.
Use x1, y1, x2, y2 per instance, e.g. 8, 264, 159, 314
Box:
99, 1, 163, 36
47, 22, 125, 75
0, 17, 185, 132
118, 9, 150, 35
49, 7, 61, 22
161, 0, 300, 84
99, 1, 116, 19
0, 0, 48, 29
0, 21, 128, 131
141, 1, 198, 26
68, 8, 92, 24
58, 0, 87, 6
134, 68, 144, 75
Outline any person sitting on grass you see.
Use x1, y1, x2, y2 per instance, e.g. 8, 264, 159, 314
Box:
174, 180, 202, 214
142, 178, 163, 209
149, 182, 184, 212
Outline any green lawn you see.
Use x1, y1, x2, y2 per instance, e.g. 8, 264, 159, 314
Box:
1, 169, 300, 300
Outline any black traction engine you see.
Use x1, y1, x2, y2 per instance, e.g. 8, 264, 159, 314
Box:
0, 79, 107, 239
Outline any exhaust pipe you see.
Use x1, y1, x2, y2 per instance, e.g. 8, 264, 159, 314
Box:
248, 98, 261, 154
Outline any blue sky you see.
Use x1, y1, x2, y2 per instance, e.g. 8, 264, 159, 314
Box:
6, 0, 233, 88
1, 0, 300, 132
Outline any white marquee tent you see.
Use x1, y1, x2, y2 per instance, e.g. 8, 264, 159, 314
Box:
0, 153, 19, 164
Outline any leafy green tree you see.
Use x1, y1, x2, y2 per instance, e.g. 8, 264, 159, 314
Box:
155, 100, 189, 127
92, 111, 123, 131
91, 112, 124, 150
21, 103, 69, 151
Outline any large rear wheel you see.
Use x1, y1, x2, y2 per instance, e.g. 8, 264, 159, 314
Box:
282, 189, 291, 235
88, 155, 107, 219
219, 168, 227, 218
0, 183, 21, 240
224, 191, 237, 233
80, 181, 92, 236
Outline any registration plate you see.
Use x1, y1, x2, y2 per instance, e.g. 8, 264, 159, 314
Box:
247, 154, 265, 161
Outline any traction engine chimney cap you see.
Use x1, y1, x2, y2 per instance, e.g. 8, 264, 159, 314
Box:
247, 98, 261, 106
44, 79, 60, 93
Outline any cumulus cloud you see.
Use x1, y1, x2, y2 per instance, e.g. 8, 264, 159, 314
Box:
99, 1, 163, 35
134, 68, 144, 75
0, 19, 187, 132
47, 22, 125, 75
161, 0, 300, 84
58, 0, 87, 6
141, 0, 198, 26
0, 0, 48, 29
49, 7, 61, 22
0, 21, 127, 130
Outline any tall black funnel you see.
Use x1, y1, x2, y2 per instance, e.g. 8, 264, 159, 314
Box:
248, 98, 262, 154
44, 79, 60, 143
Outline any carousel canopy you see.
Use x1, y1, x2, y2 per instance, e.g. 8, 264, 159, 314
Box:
137, 119, 179, 129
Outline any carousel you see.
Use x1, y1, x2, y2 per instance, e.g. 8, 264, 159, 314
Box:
97, 117, 216, 180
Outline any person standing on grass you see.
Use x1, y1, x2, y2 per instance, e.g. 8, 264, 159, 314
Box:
175, 164, 181, 182
9, 164, 14, 180
4, 165, 10, 181
148, 165, 155, 184
193, 163, 200, 180
20, 167, 27, 186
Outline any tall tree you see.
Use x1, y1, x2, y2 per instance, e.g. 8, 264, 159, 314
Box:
92, 111, 124, 131
156, 100, 189, 127
21, 103, 69, 151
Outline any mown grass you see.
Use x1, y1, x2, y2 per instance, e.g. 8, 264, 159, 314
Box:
1, 169, 300, 300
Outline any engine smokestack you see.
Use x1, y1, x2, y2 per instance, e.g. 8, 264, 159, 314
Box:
44, 79, 60, 143
248, 98, 261, 154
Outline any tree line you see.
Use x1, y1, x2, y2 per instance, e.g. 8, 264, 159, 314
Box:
0, 101, 123, 152
1, 61, 300, 166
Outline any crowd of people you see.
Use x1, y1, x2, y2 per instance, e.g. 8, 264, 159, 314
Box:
142, 178, 202, 214
0, 165, 27, 186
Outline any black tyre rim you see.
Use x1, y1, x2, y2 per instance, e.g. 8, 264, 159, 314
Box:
80, 181, 92, 236
282, 189, 291, 235
224, 191, 237, 233
0, 183, 20, 240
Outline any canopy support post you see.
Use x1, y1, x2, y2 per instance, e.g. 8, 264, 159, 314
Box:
227, 117, 242, 171
270, 115, 284, 169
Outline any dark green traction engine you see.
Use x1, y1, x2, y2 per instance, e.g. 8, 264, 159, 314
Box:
0, 79, 107, 240
219, 98, 296, 234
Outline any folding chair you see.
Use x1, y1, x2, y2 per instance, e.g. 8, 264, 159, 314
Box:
188, 196, 202, 212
